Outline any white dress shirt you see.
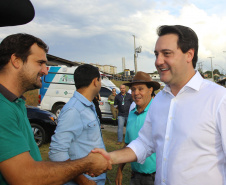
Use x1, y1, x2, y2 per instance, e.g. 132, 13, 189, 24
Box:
128, 71, 226, 185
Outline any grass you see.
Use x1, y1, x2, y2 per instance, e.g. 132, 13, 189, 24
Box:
24, 89, 39, 106
111, 80, 130, 91
31, 79, 162, 184
39, 130, 131, 185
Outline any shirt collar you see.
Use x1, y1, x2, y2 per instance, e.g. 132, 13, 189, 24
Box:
73, 91, 93, 107
184, 71, 203, 91
0, 84, 25, 102
134, 99, 153, 115
162, 71, 203, 94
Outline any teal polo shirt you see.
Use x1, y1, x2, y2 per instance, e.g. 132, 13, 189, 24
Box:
0, 84, 41, 185
125, 99, 156, 174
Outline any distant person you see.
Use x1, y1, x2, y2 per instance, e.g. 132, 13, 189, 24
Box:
93, 93, 104, 129
0, 34, 111, 185
108, 88, 118, 125
49, 64, 107, 185
92, 25, 226, 185
114, 84, 133, 145
115, 71, 160, 185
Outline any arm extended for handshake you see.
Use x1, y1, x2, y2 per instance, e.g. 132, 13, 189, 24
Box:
92, 147, 137, 166
0, 151, 112, 185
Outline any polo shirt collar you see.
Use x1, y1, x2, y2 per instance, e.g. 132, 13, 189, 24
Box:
73, 90, 92, 107
0, 84, 25, 102
163, 71, 203, 94
134, 99, 153, 115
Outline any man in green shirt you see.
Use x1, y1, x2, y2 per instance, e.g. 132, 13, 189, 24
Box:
0, 33, 111, 185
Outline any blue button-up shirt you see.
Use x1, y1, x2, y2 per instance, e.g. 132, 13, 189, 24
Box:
49, 91, 106, 185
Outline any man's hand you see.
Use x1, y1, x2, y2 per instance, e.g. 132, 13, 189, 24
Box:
91, 148, 111, 161
86, 152, 112, 176
115, 168, 123, 185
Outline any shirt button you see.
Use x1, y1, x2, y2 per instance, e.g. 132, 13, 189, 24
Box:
164, 158, 167, 161
163, 179, 165, 182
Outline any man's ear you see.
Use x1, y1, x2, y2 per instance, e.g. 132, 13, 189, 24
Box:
93, 77, 99, 87
10, 54, 22, 69
187, 49, 194, 64
149, 87, 153, 95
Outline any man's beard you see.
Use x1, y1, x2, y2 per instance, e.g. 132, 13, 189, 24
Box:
19, 72, 42, 93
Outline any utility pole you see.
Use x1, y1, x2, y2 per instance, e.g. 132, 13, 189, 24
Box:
197, 62, 203, 73
132, 35, 137, 73
208, 57, 214, 81
132, 35, 142, 74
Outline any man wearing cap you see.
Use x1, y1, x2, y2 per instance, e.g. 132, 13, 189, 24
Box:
115, 71, 160, 185
114, 84, 133, 145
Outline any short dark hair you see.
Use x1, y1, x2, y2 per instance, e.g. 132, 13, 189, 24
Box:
74, 64, 100, 89
0, 33, 48, 71
157, 25, 198, 68
146, 84, 155, 97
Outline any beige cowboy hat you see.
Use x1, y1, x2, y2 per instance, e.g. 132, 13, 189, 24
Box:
123, 71, 160, 91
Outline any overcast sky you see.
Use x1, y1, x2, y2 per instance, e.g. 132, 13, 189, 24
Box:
1, 0, 226, 74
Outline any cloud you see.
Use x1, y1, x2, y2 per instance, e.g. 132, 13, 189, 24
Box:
1, 0, 226, 74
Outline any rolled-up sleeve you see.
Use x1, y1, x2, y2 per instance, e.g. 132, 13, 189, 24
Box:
49, 108, 83, 161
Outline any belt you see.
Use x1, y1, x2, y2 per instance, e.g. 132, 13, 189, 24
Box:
131, 171, 156, 177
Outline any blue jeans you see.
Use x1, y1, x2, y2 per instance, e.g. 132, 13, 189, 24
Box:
117, 116, 128, 142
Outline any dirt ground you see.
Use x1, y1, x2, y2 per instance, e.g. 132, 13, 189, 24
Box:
101, 124, 126, 134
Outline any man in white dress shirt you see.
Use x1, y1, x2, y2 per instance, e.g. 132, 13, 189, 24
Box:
93, 25, 226, 185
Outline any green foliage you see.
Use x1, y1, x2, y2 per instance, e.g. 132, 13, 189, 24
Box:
204, 71, 212, 78
213, 69, 220, 75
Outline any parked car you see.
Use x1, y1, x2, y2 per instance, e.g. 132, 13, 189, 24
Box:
26, 105, 57, 147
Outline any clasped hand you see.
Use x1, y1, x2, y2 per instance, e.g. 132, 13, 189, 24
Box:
86, 148, 112, 177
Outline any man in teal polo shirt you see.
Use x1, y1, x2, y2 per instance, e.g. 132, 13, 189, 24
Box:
0, 33, 111, 185
115, 71, 160, 185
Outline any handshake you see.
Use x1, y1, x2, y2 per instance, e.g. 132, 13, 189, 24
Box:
84, 147, 135, 177
85, 148, 113, 177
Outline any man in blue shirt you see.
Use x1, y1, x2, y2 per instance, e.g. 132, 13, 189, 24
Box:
115, 71, 160, 185
49, 64, 106, 185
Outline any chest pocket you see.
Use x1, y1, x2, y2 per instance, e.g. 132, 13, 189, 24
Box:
87, 121, 100, 141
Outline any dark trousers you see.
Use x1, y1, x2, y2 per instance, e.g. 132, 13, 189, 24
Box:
130, 171, 155, 185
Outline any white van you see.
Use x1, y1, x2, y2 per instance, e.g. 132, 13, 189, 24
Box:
38, 65, 119, 118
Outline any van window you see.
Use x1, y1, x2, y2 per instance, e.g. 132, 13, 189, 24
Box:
44, 72, 74, 85
99, 87, 112, 97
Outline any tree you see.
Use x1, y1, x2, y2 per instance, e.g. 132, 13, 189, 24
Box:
213, 69, 220, 75
204, 71, 212, 78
